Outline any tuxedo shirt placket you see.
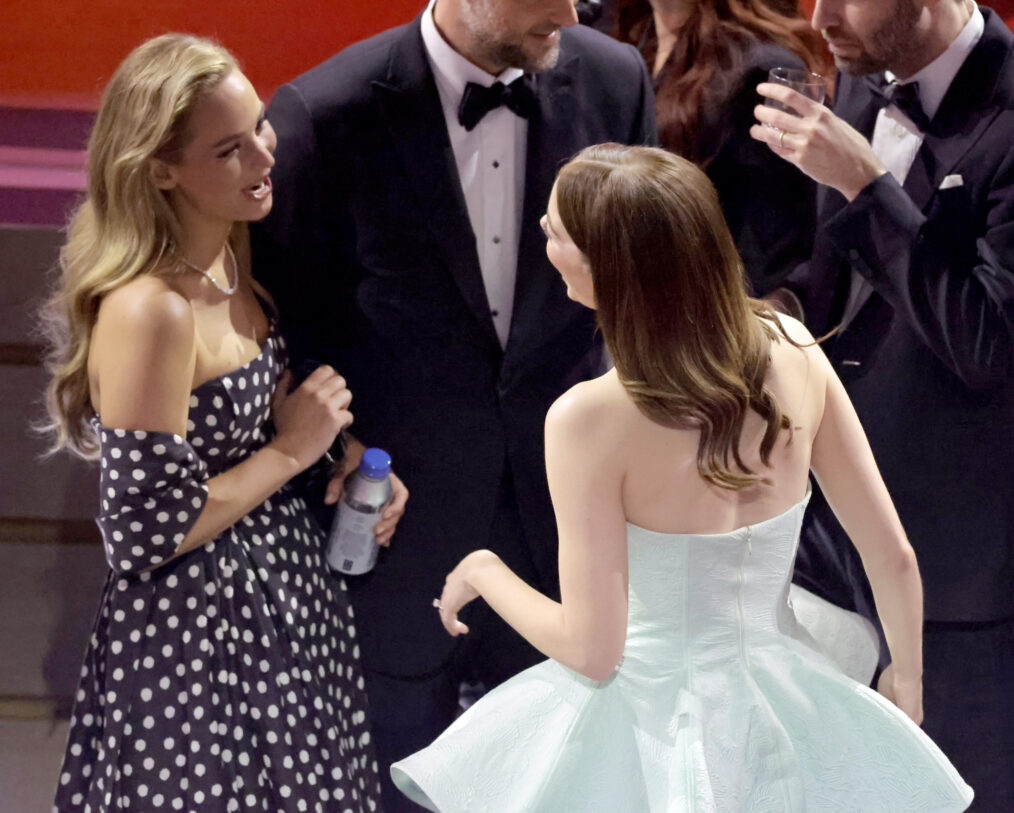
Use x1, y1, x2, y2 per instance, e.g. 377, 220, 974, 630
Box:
421, 1, 526, 349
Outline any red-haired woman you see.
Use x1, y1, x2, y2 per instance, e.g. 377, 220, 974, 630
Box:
614, 0, 828, 294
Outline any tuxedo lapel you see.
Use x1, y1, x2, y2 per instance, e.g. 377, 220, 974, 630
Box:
837, 72, 882, 141
506, 50, 586, 359
371, 19, 501, 351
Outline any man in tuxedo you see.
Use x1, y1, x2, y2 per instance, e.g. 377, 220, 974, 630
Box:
252, 0, 656, 807
752, 1, 1014, 806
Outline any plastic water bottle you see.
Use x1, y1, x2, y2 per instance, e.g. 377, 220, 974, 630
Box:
326, 448, 393, 575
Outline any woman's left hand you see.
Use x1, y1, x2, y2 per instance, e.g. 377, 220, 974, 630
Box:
436, 550, 499, 637
324, 437, 410, 546
877, 664, 924, 725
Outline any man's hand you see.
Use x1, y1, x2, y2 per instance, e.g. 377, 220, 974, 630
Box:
751, 82, 888, 202
324, 434, 409, 546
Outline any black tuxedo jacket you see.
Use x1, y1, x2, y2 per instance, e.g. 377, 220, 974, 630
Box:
790, 8, 1014, 623
252, 19, 656, 674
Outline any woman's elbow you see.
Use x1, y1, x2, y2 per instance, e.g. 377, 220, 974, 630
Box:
892, 541, 920, 577
867, 536, 920, 579
580, 659, 622, 682
572, 636, 626, 681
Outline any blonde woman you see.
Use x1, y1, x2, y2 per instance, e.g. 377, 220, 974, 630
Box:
391, 145, 972, 811
43, 34, 398, 811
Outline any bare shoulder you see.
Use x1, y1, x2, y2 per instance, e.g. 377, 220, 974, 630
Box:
548, 370, 627, 432
95, 275, 194, 350
91, 275, 196, 386
767, 311, 834, 371
90, 275, 198, 430
770, 311, 816, 347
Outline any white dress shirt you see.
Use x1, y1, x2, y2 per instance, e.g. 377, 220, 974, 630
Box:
421, 0, 528, 348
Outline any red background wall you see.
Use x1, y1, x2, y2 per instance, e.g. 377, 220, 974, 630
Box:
0, 0, 426, 110
2, 0, 1013, 111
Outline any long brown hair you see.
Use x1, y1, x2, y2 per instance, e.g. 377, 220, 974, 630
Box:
39, 34, 244, 458
555, 144, 791, 490
615, 0, 827, 161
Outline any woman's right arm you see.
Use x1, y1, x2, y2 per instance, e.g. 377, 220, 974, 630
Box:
92, 284, 351, 568
808, 348, 924, 723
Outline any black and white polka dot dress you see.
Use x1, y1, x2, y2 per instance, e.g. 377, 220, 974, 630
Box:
54, 327, 381, 812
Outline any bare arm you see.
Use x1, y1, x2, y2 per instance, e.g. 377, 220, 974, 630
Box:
809, 349, 924, 722
438, 382, 629, 681
93, 284, 352, 568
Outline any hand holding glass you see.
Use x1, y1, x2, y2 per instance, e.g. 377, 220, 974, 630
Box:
763, 67, 826, 126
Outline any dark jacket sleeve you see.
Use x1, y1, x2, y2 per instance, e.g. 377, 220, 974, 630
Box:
823, 147, 1014, 389
703, 47, 818, 296
251, 83, 353, 370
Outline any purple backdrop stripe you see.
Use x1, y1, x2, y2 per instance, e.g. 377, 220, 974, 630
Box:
0, 107, 91, 225
0, 188, 81, 227
0, 107, 94, 151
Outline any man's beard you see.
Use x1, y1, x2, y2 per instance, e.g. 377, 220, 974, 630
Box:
462, 0, 561, 73
477, 35, 561, 73
828, 0, 921, 75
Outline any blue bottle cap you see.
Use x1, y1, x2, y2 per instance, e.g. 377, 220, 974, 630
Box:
359, 447, 391, 479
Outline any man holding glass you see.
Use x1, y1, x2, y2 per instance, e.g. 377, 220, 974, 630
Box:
751, 1, 1014, 806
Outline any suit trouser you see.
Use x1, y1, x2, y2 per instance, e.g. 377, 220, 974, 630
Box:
922, 617, 1014, 812
364, 471, 548, 813
795, 490, 1014, 811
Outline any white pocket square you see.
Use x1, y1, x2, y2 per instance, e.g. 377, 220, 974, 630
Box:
939, 174, 964, 189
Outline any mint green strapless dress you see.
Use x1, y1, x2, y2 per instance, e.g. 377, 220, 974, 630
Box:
391, 491, 973, 812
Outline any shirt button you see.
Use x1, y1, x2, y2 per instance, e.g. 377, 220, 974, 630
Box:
491, 309, 499, 317
492, 236, 501, 244
492, 160, 500, 169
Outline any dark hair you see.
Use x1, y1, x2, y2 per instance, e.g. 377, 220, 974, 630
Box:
555, 144, 792, 489
615, 0, 828, 161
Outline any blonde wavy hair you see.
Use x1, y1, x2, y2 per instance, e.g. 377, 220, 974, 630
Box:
40, 33, 242, 458
555, 144, 794, 490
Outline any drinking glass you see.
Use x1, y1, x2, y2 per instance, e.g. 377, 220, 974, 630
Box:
763, 67, 826, 125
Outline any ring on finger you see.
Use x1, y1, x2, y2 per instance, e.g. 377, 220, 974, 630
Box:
778, 130, 787, 149
432, 598, 443, 610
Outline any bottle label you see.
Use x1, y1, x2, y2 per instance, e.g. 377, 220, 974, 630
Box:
327, 503, 380, 575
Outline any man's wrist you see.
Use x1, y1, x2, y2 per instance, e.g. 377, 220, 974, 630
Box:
843, 166, 889, 203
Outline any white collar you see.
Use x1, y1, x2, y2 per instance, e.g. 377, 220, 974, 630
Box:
420, 0, 525, 96
886, 5, 984, 121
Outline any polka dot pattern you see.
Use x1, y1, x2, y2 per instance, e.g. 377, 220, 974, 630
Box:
95, 429, 208, 573
55, 328, 381, 812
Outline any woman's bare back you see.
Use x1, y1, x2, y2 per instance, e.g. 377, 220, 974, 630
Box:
608, 313, 828, 534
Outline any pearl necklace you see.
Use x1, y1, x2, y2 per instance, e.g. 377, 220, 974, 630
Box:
177, 242, 239, 296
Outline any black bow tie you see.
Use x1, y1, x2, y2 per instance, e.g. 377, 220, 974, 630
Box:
865, 75, 930, 131
457, 76, 538, 132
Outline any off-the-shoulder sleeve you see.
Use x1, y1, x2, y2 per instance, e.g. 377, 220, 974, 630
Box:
95, 426, 209, 574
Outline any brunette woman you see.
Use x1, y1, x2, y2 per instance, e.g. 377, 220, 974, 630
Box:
390, 144, 972, 812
